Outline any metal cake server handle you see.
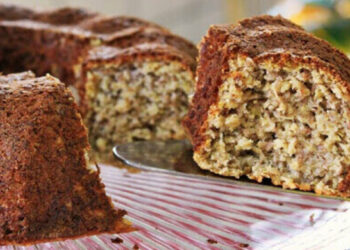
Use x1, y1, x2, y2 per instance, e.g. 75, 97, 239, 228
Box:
113, 140, 205, 175
113, 140, 349, 201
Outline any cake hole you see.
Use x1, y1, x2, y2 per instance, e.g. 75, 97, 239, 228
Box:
320, 134, 328, 140
304, 81, 312, 90
319, 100, 328, 111
278, 69, 287, 78
131, 137, 146, 141
238, 150, 256, 157
228, 109, 237, 114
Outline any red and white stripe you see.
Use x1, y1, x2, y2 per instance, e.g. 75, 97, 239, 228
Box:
3, 164, 350, 250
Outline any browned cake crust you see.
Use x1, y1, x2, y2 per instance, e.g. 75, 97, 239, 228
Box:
183, 15, 350, 196
0, 72, 131, 245
0, 4, 197, 86
78, 44, 196, 117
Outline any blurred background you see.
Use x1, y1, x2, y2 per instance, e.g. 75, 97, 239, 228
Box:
0, 0, 349, 54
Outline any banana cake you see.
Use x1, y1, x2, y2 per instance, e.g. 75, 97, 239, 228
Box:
0, 5, 196, 162
80, 44, 195, 160
183, 15, 350, 197
0, 72, 131, 245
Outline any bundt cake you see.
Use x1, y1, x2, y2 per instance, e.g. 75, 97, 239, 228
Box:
183, 15, 350, 197
0, 72, 131, 245
0, 5, 196, 161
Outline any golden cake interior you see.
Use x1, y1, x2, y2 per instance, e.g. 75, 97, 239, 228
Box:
85, 60, 194, 160
195, 55, 350, 195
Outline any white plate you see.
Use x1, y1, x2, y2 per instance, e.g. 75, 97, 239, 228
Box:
3, 164, 350, 249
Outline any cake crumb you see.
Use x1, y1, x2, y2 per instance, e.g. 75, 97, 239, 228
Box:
239, 243, 249, 248
207, 238, 218, 244
310, 213, 315, 225
111, 237, 123, 244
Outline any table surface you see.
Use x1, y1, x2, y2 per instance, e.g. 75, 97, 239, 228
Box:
2, 164, 350, 250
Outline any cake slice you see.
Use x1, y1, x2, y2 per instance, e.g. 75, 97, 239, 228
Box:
79, 44, 195, 161
183, 15, 350, 197
0, 72, 131, 245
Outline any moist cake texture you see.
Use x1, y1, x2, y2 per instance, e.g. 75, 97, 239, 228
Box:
81, 45, 195, 160
0, 4, 197, 162
0, 72, 130, 245
183, 15, 350, 197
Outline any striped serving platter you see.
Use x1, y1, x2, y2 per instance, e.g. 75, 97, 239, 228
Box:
2, 164, 350, 250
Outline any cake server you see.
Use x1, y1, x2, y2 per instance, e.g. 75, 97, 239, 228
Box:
113, 140, 350, 201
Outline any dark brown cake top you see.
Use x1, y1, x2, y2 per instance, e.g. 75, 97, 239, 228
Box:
87, 44, 196, 71
33, 7, 98, 25
0, 4, 197, 61
208, 15, 350, 83
0, 4, 34, 20
183, 15, 350, 150
80, 15, 165, 34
